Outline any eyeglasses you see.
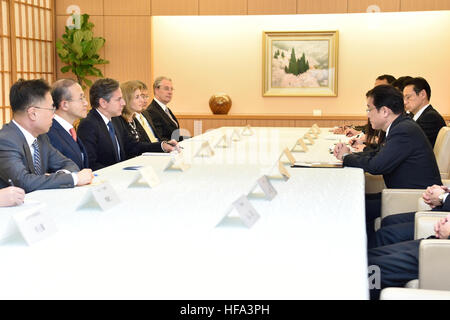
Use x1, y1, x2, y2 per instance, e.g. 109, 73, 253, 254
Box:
34, 106, 56, 113
158, 86, 175, 92
67, 95, 87, 103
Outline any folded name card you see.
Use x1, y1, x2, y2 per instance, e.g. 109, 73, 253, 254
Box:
280, 147, 296, 165
290, 138, 308, 153
164, 153, 190, 171
248, 175, 278, 201
128, 166, 160, 188
12, 203, 57, 245
241, 125, 254, 136
195, 140, 215, 157
312, 123, 321, 134
217, 195, 260, 229
231, 129, 241, 141
77, 181, 121, 211
303, 133, 314, 145
214, 134, 231, 148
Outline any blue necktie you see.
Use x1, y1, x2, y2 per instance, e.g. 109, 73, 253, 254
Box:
107, 121, 120, 161
32, 139, 42, 175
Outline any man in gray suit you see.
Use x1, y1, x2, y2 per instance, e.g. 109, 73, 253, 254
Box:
0, 79, 93, 193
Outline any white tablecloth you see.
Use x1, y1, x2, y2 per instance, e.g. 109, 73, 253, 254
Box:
0, 127, 368, 299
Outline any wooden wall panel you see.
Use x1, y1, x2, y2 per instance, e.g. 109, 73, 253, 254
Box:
199, 0, 247, 15
297, 0, 347, 14
248, 0, 296, 15
348, 0, 401, 13
152, 0, 199, 16
55, 0, 103, 16
104, 0, 151, 16
55, 15, 105, 81
401, 0, 450, 11
104, 16, 151, 86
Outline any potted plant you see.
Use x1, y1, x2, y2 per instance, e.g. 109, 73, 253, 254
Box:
56, 13, 109, 89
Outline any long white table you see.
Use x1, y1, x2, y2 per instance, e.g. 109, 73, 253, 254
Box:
0, 127, 368, 299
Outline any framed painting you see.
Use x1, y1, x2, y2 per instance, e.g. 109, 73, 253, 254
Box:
263, 31, 338, 97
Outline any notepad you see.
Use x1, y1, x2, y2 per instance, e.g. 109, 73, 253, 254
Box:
292, 162, 343, 168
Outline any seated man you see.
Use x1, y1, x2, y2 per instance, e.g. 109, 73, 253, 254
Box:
143, 76, 182, 141
403, 77, 445, 147
0, 79, 93, 193
369, 184, 450, 248
77, 78, 178, 171
368, 214, 450, 300
47, 79, 89, 169
0, 186, 25, 207
374, 74, 396, 87
334, 85, 442, 233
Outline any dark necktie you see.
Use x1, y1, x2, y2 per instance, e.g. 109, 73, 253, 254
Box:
32, 139, 42, 175
107, 121, 121, 161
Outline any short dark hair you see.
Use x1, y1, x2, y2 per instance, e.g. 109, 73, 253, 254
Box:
376, 74, 396, 84
9, 78, 50, 113
403, 77, 431, 100
89, 78, 120, 108
366, 84, 404, 115
51, 79, 77, 110
391, 76, 413, 92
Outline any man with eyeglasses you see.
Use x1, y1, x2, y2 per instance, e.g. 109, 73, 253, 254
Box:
0, 79, 94, 192
403, 77, 445, 147
47, 79, 89, 169
333, 85, 441, 236
144, 76, 182, 141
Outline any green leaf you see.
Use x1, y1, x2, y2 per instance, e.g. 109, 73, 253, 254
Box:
60, 65, 71, 73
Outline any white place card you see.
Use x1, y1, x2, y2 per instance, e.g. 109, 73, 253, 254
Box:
280, 147, 296, 165
266, 161, 291, 181
128, 166, 160, 188
12, 204, 57, 245
195, 141, 215, 157
231, 129, 241, 141
290, 138, 308, 153
164, 153, 191, 171
248, 175, 278, 201
214, 134, 231, 148
312, 123, 321, 134
241, 125, 254, 136
217, 195, 260, 228
77, 181, 121, 211
303, 133, 314, 145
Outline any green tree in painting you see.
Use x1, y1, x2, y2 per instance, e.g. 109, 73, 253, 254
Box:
285, 48, 310, 76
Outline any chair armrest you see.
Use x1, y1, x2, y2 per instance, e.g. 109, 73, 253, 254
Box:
365, 173, 385, 194
381, 189, 425, 219
380, 287, 450, 300
419, 239, 450, 290
414, 211, 448, 240
417, 198, 432, 211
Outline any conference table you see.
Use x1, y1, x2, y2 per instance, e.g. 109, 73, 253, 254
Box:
0, 126, 368, 299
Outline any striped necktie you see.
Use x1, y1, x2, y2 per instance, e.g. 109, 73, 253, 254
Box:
32, 139, 42, 175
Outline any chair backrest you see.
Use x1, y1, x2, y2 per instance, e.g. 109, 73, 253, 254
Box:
433, 126, 450, 175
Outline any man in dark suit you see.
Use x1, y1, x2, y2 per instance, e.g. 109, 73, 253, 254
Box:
368, 205, 450, 300
369, 184, 450, 248
47, 79, 89, 169
0, 79, 93, 193
143, 76, 182, 141
334, 85, 442, 233
77, 78, 178, 171
403, 77, 445, 147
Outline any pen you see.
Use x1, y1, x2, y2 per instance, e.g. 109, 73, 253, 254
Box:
166, 142, 184, 149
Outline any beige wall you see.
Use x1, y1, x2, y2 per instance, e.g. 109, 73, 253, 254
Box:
153, 11, 450, 116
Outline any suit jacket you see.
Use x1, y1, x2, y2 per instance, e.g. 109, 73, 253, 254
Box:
140, 110, 162, 141
47, 119, 89, 169
145, 99, 182, 141
0, 122, 79, 193
344, 114, 442, 189
77, 109, 164, 171
415, 105, 446, 147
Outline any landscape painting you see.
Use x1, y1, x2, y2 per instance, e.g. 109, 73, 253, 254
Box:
263, 31, 338, 96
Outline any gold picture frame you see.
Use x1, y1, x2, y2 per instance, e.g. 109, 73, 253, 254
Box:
263, 31, 339, 97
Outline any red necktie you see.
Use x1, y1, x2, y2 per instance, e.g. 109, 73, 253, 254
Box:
69, 128, 77, 142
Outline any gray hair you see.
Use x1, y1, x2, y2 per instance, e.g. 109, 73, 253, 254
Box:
153, 76, 172, 93
51, 78, 78, 109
